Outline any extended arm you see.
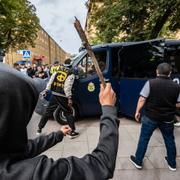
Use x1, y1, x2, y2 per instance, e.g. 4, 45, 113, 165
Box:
26, 126, 71, 158
82, 105, 119, 179
135, 96, 146, 121
26, 131, 64, 158
64, 74, 75, 98
135, 81, 149, 121
64, 74, 75, 108
46, 72, 57, 90
66, 83, 119, 179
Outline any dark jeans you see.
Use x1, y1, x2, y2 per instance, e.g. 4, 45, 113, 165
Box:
38, 95, 75, 131
135, 115, 176, 167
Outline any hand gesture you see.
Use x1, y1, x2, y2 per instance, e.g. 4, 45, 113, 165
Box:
41, 89, 48, 97
135, 112, 141, 122
99, 83, 116, 106
68, 98, 73, 108
60, 125, 71, 136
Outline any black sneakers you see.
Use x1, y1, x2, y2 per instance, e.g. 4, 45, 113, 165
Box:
130, 155, 176, 171
129, 155, 142, 170
165, 157, 176, 171
36, 129, 42, 135
68, 131, 79, 139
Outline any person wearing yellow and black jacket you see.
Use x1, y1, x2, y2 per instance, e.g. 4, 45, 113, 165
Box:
37, 59, 79, 139
49, 60, 63, 76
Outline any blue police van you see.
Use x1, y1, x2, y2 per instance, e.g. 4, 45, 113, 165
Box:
51, 39, 180, 125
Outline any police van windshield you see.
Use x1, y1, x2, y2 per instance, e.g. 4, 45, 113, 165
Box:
70, 51, 86, 63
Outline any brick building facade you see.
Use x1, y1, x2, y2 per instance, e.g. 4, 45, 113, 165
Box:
5, 26, 69, 65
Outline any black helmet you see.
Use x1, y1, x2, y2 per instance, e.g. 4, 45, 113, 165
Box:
53, 60, 59, 65
64, 58, 72, 67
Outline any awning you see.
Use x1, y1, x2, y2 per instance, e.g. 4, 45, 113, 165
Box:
16, 60, 31, 65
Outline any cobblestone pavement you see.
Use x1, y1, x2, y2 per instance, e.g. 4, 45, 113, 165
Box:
27, 113, 180, 180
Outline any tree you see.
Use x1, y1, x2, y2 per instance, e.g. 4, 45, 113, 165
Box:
0, 0, 39, 52
90, 0, 180, 44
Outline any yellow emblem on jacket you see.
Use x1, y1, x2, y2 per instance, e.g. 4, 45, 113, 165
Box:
88, 82, 95, 92
57, 71, 67, 82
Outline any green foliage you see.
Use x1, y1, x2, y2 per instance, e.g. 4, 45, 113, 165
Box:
0, 0, 39, 51
90, 0, 180, 43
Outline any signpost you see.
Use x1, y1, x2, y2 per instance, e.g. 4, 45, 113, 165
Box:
22, 50, 31, 59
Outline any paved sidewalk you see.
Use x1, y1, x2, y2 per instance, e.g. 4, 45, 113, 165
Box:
27, 113, 180, 180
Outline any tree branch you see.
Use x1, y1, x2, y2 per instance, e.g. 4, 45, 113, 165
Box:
149, 7, 173, 39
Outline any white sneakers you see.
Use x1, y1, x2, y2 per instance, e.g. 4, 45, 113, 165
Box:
165, 157, 176, 171
174, 121, 180, 127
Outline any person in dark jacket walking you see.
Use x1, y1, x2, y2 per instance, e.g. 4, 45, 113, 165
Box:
130, 63, 180, 171
0, 64, 119, 180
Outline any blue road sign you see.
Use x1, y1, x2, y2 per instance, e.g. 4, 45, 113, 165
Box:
22, 50, 31, 58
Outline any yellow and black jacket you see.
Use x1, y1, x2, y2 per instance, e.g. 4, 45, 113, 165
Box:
46, 66, 75, 98
49, 64, 63, 76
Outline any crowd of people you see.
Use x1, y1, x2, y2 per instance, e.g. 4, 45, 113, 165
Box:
13, 62, 49, 79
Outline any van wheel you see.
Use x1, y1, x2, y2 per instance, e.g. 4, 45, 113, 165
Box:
53, 106, 77, 125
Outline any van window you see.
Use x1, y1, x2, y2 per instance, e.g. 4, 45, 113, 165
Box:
165, 45, 180, 74
77, 50, 107, 79
113, 43, 164, 78
111, 47, 122, 77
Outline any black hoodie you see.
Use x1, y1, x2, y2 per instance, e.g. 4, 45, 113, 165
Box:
0, 64, 119, 180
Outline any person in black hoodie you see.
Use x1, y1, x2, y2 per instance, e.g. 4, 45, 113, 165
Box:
0, 64, 119, 180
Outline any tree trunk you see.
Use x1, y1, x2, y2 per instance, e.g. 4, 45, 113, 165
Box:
149, 7, 173, 39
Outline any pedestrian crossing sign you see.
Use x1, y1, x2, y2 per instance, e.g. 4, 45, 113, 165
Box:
22, 50, 31, 58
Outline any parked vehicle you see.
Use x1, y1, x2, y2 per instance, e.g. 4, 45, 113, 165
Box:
37, 39, 180, 125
